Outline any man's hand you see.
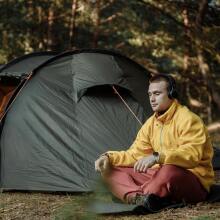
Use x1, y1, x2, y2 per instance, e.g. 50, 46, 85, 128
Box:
95, 155, 111, 174
134, 154, 158, 172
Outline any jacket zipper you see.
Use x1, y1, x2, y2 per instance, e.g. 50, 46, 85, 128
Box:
160, 124, 164, 153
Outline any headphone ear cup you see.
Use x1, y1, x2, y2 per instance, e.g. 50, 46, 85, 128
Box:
167, 76, 178, 99
168, 86, 174, 99
170, 86, 178, 99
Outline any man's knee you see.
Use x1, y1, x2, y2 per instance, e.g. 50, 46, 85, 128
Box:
157, 164, 188, 184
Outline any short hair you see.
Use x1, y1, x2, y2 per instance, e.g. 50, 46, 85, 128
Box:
149, 74, 178, 99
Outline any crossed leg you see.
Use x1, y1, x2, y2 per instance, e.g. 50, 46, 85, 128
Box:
103, 165, 207, 203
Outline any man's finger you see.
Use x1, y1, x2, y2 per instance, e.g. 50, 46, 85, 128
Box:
95, 161, 98, 171
95, 159, 103, 172
95, 162, 100, 172
140, 161, 146, 172
136, 160, 143, 172
134, 161, 140, 172
102, 158, 107, 170
143, 163, 149, 172
134, 161, 138, 172
137, 161, 143, 172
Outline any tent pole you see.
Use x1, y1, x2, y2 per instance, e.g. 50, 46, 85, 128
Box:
112, 85, 143, 126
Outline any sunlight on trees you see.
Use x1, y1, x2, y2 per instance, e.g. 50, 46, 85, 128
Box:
0, 0, 219, 124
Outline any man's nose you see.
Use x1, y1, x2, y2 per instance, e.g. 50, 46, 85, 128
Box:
151, 95, 156, 102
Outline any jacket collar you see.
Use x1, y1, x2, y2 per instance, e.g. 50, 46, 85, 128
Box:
154, 99, 179, 124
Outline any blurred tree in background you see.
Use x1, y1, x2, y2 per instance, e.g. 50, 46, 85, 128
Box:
0, 0, 219, 123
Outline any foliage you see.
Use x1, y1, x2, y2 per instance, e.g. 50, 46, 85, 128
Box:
53, 194, 97, 220
0, 0, 219, 123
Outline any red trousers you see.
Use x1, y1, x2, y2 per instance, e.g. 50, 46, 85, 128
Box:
104, 165, 207, 203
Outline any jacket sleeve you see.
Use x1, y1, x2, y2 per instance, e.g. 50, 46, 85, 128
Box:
158, 114, 213, 169
107, 120, 153, 167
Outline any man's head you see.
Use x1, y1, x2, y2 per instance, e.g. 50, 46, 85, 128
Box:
148, 74, 178, 113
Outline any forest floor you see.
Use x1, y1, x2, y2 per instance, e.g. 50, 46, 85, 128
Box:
0, 131, 219, 220
0, 191, 220, 220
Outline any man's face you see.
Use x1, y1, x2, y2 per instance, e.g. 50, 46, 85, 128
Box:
148, 80, 173, 113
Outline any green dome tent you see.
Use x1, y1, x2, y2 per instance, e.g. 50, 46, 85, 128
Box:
0, 49, 152, 192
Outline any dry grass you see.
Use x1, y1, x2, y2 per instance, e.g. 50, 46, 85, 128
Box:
0, 191, 220, 220
0, 192, 72, 220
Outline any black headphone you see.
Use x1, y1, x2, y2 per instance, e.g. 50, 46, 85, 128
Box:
150, 74, 178, 99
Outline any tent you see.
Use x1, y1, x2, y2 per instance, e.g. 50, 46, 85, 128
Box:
0, 49, 152, 192
0, 52, 57, 118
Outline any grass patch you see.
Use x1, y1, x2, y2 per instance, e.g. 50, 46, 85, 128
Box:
53, 194, 98, 220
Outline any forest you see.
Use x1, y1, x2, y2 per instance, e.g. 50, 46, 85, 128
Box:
0, 1, 220, 219
0, 0, 220, 124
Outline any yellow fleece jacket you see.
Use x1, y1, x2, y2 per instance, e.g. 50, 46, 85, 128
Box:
107, 100, 214, 192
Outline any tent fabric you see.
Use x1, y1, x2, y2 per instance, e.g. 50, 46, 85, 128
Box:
0, 52, 57, 119
0, 51, 57, 77
0, 49, 152, 191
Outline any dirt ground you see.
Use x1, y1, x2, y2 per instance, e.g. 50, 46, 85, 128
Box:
0, 192, 71, 220
0, 190, 220, 220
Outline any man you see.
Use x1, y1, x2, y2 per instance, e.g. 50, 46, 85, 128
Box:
95, 74, 214, 212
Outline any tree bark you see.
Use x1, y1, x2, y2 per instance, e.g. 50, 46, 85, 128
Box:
37, 6, 44, 49
26, 0, 34, 52
92, 0, 101, 48
195, 0, 208, 29
47, 6, 54, 50
195, 0, 212, 123
182, 8, 190, 75
69, 0, 78, 49
181, 7, 191, 106
2, 31, 8, 49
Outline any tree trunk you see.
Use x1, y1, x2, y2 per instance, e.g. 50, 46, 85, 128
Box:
182, 9, 190, 74
37, 6, 44, 49
69, 0, 78, 49
181, 8, 191, 106
2, 31, 8, 49
195, 0, 212, 123
47, 6, 54, 50
92, 0, 101, 48
26, 0, 34, 52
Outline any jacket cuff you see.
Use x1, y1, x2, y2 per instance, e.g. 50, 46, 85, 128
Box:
101, 152, 113, 164
158, 153, 165, 164
100, 152, 109, 158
